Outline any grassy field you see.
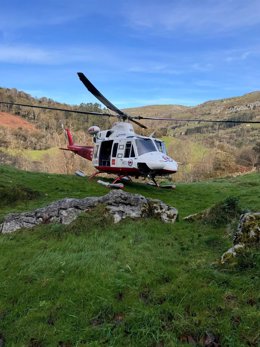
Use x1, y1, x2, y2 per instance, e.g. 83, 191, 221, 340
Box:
0, 147, 60, 161
0, 166, 259, 346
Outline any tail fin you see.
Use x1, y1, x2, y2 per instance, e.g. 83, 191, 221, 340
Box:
65, 128, 74, 146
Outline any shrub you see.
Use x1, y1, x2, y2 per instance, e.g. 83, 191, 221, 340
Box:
0, 185, 41, 206
203, 196, 242, 227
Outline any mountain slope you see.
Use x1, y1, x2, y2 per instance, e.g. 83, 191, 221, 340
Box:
124, 91, 260, 119
0, 111, 38, 131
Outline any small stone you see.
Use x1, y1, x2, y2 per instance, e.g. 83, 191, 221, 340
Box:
221, 243, 245, 264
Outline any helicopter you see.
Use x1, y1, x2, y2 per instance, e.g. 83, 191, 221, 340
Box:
1, 72, 259, 188
62, 121, 178, 187
60, 73, 178, 187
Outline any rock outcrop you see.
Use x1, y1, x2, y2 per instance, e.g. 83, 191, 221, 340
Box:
221, 212, 260, 264
0, 190, 178, 234
227, 101, 260, 113
233, 212, 260, 245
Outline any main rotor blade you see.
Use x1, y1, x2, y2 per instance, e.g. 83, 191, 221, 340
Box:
129, 118, 147, 129
77, 73, 148, 128
0, 101, 114, 117
77, 72, 128, 119
132, 115, 260, 124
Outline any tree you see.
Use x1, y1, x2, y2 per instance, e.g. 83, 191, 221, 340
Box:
236, 146, 259, 170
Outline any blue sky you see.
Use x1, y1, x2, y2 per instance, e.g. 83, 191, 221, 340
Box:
0, 0, 259, 107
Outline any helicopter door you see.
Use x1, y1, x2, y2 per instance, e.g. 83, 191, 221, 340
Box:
99, 140, 113, 167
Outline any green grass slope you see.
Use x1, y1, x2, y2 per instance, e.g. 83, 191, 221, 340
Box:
0, 166, 259, 346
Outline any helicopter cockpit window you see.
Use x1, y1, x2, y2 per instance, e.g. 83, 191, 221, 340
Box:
155, 140, 167, 154
135, 138, 156, 156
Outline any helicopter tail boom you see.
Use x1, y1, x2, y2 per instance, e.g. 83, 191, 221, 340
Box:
60, 128, 94, 161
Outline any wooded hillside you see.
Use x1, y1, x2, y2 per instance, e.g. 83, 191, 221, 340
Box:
0, 87, 259, 180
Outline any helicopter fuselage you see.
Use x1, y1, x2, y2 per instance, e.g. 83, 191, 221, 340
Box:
64, 122, 178, 180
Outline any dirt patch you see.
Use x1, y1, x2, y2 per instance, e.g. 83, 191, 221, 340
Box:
0, 112, 38, 132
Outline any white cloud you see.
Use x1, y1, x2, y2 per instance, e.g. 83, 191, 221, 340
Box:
0, 45, 55, 64
225, 51, 252, 63
123, 0, 260, 35
0, 44, 117, 65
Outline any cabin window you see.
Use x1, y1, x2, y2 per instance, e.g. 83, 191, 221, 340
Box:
112, 143, 118, 157
155, 140, 167, 154
124, 142, 131, 158
130, 146, 135, 157
124, 141, 136, 158
135, 138, 156, 156
94, 145, 99, 159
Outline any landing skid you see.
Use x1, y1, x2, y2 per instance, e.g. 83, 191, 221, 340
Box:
97, 180, 124, 189
96, 175, 132, 189
87, 171, 175, 189
112, 175, 132, 185
147, 178, 176, 189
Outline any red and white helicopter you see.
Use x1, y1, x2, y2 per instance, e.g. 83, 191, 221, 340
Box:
61, 73, 178, 187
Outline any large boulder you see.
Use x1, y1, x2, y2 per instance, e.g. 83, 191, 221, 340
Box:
0, 190, 178, 234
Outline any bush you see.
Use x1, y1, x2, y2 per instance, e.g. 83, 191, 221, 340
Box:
0, 185, 41, 206
204, 196, 242, 227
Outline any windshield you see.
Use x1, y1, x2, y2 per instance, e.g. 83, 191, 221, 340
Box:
135, 138, 156, 155
155, 140, 167, 154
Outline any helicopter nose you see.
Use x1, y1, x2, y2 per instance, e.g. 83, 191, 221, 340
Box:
162, 159, 178, 173
141, 153, 178, 173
